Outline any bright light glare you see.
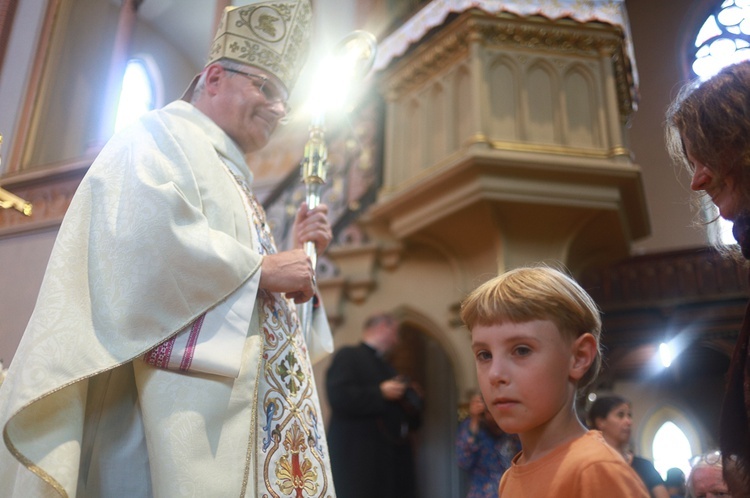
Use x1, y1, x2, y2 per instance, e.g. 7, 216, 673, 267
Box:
308, 33, 376, 123
115, 60, 154, 133
653, 421, 692, 480
719, 218, 736, 244
659, 342, 673, 368
309, 54, 358, 121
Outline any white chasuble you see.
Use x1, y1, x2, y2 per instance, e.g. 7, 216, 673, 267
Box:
0, 101, 334, 498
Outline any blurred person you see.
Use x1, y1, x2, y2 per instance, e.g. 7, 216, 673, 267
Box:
666, 60, 750, 496
666, 467, 687, 498
456, 392, 520, 498
687, 451, 732, 498
326, 312, 423, 498
588, 394, 670, 498
460, 265, 649, 497
0, 2, 336, 497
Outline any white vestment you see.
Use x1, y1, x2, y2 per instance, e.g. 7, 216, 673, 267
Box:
0, 101, 335, 497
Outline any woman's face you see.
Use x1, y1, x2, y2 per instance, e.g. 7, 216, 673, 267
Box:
688, 149, 744, 221
595, 402, 632, 447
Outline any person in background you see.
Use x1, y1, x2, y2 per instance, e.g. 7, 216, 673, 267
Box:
456, 392, 521, 498
666, 467, 687, 498
686, 451, 732, 498
588, 394, 670, 498
326, 312, 423, 498
665, 60, 750, 496
460, 265, 649, 497
0, 2, 336, 496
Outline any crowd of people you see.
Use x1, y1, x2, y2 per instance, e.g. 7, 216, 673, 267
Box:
0, 0, 750, 496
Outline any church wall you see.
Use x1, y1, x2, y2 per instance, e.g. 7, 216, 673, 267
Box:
626, 0, 709, 252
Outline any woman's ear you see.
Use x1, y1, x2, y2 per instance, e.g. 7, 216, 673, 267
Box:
591, 416, 603, 430
569, 332, 597, 382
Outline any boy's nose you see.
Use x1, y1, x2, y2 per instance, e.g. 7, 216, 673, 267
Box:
488, 361, 509, 385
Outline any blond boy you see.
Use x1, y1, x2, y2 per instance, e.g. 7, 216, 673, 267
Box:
461, 266, 649, 497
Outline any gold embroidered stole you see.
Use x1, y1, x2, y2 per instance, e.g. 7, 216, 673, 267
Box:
227, 167, 334, 498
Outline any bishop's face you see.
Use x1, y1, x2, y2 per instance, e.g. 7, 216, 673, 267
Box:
211, 65, 289, 154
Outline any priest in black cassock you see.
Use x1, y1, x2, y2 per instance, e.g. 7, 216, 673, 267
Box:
326, 312, 423, 498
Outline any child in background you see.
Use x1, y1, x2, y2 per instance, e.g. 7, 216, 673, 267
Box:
456, 392, 521, 498
460, 265, 649, 497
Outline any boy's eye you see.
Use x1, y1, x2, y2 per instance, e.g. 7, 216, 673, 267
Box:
512, 345, 532, 356
474, 350, 491, 362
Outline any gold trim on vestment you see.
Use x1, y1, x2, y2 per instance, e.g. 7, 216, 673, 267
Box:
216, 154, 262, 498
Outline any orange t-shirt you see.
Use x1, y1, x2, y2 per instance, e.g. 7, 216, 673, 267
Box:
499, 430, 649, 498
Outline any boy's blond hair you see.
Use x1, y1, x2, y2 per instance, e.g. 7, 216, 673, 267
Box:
460, 265, 602, 390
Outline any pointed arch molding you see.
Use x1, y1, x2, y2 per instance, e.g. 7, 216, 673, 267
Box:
391, 304, 477, 400
639, 404, 703, 461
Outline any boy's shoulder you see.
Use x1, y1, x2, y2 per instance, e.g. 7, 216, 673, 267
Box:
568, 430, 625, 460
500, 431, 649, 497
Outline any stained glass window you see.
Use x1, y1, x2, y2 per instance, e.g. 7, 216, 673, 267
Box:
653, 421, 692, 480
114, 59, 156, 133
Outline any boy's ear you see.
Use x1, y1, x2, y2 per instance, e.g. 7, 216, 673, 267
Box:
569, 333, 597, 381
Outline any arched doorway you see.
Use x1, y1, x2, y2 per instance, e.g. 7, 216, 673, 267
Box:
391, 322, 461, 498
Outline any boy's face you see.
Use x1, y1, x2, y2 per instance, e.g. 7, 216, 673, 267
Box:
471, 319, 588, 437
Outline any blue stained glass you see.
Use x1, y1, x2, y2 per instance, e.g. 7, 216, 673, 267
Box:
695, 45, 711, 57
709, 37, 738, 56
695, 15, 722, 46
692, 56, 718, 79
718, 6, 745, 26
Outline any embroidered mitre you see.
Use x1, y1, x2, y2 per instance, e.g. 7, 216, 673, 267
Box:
207, 0, 312, 93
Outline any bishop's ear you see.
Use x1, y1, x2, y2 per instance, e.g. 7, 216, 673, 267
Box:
569, 333, 597, 382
